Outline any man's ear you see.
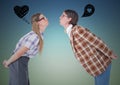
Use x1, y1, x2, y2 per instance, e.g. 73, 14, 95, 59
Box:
68, 17, 72, 23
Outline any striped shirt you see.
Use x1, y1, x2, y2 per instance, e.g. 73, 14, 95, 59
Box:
69, 25, 114, 76
13, 31, 41, 58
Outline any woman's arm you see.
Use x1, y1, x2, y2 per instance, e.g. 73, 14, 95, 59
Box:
3, 46, 29, 68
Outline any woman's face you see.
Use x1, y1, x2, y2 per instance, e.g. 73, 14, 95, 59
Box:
38, 14, 49, 33
59, 12, 71, 27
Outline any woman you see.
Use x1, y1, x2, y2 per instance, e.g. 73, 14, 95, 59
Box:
3, 13, 48, 85
59, 9, 117, 85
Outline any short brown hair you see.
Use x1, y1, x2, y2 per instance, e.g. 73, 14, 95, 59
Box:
64, 9, 78, 26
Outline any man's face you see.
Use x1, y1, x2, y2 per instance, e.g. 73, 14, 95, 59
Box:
59, 12, 71, 27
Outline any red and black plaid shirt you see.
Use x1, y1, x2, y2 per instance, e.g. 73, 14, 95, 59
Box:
70, 25, 114, 76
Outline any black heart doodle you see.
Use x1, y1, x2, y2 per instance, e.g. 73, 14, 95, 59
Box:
14, 5, 29, 18
13, 5, 30, 24
81, 4, 95, 17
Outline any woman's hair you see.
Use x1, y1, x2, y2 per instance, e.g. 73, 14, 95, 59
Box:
31, 13, 43, 53
64, 9, 78, 26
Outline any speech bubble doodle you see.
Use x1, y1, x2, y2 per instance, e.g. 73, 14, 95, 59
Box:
14, 5, 30, 24
81, 4, 95, 17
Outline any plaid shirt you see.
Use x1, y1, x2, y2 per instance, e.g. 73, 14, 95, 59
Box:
13, 31, 40, 58
70, 25, 114, 76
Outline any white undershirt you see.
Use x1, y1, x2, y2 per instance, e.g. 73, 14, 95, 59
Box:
66, 24, 73, 38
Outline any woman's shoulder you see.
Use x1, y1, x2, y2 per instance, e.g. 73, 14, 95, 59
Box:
21, 31, 38, 39
26, 31, 38, 36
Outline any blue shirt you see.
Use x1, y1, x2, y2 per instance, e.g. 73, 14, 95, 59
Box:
13, 31, 41, 58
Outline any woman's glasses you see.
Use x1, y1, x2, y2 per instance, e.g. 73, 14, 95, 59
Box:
37, 17, 45, 22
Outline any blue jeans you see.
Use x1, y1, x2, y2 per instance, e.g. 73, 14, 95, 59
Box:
95, 63, 111, 85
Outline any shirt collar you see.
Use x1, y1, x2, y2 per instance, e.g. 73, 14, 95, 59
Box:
66, 24, 73, 38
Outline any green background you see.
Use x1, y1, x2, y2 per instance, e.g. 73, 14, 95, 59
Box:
0, 0, 120, 85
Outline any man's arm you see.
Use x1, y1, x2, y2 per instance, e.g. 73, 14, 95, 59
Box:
73, 26, 117, 59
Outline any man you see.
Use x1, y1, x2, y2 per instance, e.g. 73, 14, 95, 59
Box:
59, 9, 117, 85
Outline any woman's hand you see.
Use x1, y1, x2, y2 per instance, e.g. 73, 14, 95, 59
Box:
3, 60, 10, 68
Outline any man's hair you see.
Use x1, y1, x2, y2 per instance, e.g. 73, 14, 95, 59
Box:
64, 9, 78, 26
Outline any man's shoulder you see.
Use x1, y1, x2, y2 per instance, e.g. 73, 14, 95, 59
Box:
72, 25, 85, 33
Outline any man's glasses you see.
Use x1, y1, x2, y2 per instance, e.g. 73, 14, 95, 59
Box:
61, 14, 68, 18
